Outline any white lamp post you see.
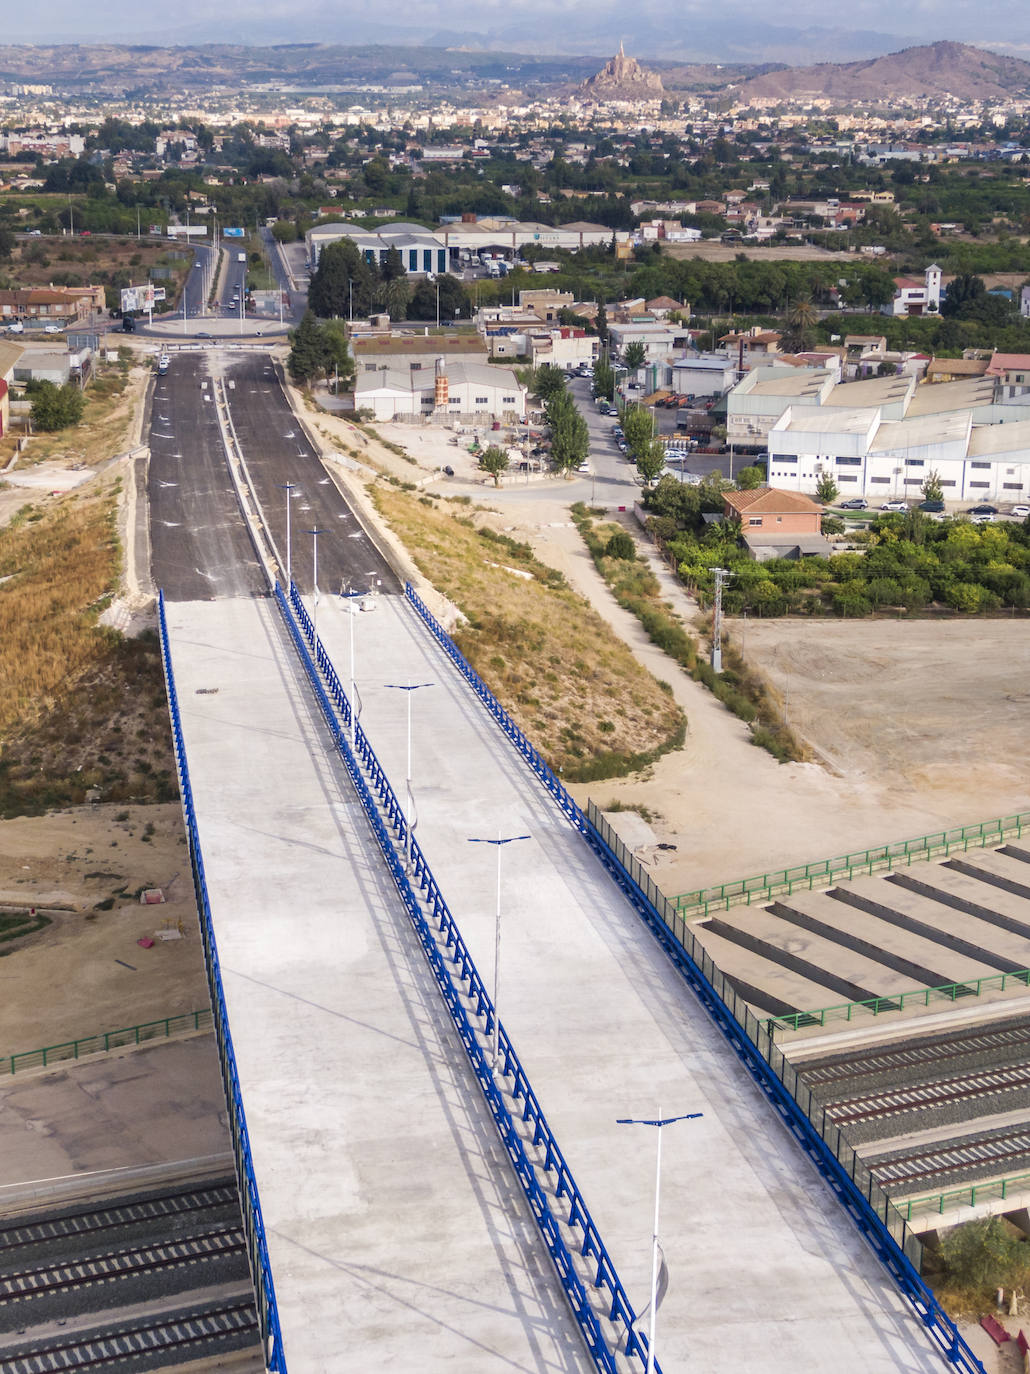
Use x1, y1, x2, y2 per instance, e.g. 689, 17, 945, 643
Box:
306, 527, 328, 646
385, 681, 433, 871
615, 1110, 703, 1374
277, 482, 297, 587
468, 832, 530, 1073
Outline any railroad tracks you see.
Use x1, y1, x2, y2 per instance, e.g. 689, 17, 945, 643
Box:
799, 1020, 1030, 1089
0, 1298, 257, 1373
869, 1126, 1030, 1192
0, 1226, 246, 1302
0, 1179, 261, 1374
823, 1062, 1030, 1127
0, 1181, 239, 1255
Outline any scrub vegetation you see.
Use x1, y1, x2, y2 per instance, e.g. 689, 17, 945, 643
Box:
371, 484, 686, 781
0, 485, 176, 817
571, 504, 805, 763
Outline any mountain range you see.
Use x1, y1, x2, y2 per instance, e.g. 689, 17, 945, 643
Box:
738, 40, 1030, 102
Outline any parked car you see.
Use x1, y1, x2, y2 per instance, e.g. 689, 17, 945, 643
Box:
6, 321, 24, 334
917, 499, 944, 513
43, 323, 61, 334
1010, 505, 1030, 519
970, 513, 995, 524
966, 504, 998, 516
839, 497, 868, 510
879, 500, 908, 512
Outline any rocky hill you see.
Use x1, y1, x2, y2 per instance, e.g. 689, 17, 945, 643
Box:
739, 41, 1030, 102
577, 44, 664, 101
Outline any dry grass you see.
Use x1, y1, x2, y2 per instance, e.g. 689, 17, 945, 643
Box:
8, 237, 188, 290
0, 483, 176, 816
0, 356, 144, 471
372, 484, 685, 781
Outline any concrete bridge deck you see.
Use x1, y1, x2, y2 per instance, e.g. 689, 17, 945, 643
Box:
165, 583, 941, 1373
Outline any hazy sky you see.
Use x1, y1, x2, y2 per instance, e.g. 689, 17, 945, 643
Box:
3, 0, 1027, 60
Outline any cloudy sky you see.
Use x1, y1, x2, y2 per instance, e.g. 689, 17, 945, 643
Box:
3, 0, 1026, 63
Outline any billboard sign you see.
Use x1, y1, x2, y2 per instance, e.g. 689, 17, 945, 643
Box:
223, 227, 245, 238
120, 284, 162, 313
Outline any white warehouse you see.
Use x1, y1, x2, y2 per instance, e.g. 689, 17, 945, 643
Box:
355, 358, 526, 423
737, 366, 1030, 503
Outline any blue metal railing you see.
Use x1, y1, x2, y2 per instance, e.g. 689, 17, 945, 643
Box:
404, 582, 585, 829
158, 593, 286, 1373
401, 581, 985, 1374
279, 581, 648, 1373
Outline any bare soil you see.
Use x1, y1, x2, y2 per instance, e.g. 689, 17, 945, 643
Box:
664, 241, 854, 262
0, 802, 209, 1055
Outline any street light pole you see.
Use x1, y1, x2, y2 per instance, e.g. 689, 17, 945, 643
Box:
711, 566, 731, 674
277, 482, 296, 586
306, 527, 328, 646
616, 1111, 703, 1374
385, 681, 433, 871
468, 832, 530, 1073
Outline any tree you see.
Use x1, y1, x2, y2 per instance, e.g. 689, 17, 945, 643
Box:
941, 274, 986, 319
636, 440, 667, 487
0, 227, 14, 260
478, 444, 510, 487
308, 239, 360, 319
781, 295, 817, 353
287, 310, 330, 386
736, 465, 765, 490
28, 380, 84, 432
270, 220, 298, 243
533, 364, 567, 402
408, 273, 469, 321
381, 275, 411, 322
320, 319, 355, 392
594, 300, 608, 346
592, 355, 614, 401
624, 341, 647, 371
922, 470, 945, 502
621, 404, 656, 461
605, 530, 636, 560
547, 392, 589, 474
815, 472, 839, 504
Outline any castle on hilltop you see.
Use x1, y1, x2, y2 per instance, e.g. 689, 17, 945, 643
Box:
579, 42, 664, 101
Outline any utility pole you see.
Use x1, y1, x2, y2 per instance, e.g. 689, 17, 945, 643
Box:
711, 567, 731, 674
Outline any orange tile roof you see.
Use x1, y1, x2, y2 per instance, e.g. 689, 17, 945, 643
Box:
723, 486, 822, 516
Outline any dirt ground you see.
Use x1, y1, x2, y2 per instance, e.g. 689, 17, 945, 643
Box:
664, 241, 854, 262
735, 617, 1030, 820
0, 802, 209, 1056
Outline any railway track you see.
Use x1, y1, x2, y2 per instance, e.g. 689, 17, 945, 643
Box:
869, 1126, 1030, 1191
0, 1298, 257, 1373
799, 1020, 1030, 1089
0, 1181, 239, 1255
823, 1062, 1030, 1127
0, 1227, 246, 1302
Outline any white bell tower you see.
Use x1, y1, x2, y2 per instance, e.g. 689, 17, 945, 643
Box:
925, 263, 942, 310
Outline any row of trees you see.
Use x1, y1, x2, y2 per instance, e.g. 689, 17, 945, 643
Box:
642, 476, 1030, 616
308, 238, 470, 323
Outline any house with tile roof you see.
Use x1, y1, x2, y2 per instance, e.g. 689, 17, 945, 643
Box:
722, 487, 831, 560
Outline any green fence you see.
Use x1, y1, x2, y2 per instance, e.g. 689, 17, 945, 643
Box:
766, 968, 1030, 1037
3, 1009, 213, 1076
672, 810, 1030, 920
901, 1171, 1030, 1224
586, 801, 923, 1271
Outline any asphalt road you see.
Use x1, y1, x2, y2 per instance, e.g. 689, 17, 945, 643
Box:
149, 353, 266, 601
220, 353, 400, 597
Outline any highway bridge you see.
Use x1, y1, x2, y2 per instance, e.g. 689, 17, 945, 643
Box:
149, 347, 979, 1373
